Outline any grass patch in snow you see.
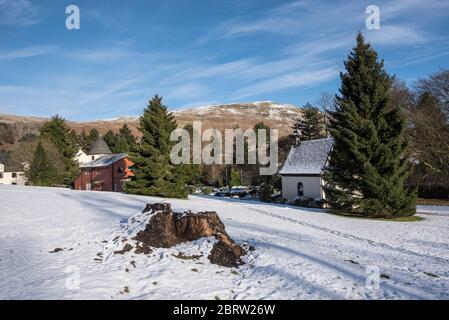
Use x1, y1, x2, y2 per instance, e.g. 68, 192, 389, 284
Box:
326, 209, 424, 222
417, 198, 449, 206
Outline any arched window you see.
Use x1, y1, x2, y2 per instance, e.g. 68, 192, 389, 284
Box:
297, 182, 304, 197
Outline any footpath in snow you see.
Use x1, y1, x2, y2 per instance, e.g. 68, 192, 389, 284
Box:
1, 185, 448, 299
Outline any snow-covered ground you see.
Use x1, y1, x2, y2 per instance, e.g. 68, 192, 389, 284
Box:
1, 185, 448, 300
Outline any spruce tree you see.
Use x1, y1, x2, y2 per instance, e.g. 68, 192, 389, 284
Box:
293, 103, 325, 141
323, 33, 416, 217
125, 95, 187, 198
27, 141, 58, 186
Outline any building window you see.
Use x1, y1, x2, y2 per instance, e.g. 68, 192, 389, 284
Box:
12, 173, 17, 178
117, 167, 123, 173
297, 182, 304, 197
0, 173, 3, 179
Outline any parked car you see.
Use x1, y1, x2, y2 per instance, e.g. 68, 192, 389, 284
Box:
230, 186, 249, 198
214, 187, 231, 197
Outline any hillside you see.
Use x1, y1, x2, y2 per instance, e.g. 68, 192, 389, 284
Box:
0, 101, 301, 147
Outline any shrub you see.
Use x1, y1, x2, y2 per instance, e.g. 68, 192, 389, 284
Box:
292, 196, 315, 208
276, 197, 288, 204
202, 186, 214, 195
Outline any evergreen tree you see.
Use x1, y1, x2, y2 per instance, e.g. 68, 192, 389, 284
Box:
181, 124, 202, 185
323, 33, 416, 217
27, 141, 58, 186
259, 181, 274, 202
77, 129, 89, 150
125, 95, 187, 198
118, 124, 136, 149
103, 125, 137, 153
293, 103, 325, 141
103, 129, 118, 152
86, 128, 99, 150
229, 167, 241, 187
39, 115, 78, 183
40, 115, 77, 158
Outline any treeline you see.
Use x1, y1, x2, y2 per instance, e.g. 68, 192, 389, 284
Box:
1, 116, 139, 187
395, 69, 449, 199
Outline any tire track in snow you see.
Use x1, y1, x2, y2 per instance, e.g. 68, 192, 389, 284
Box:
236, 203, 449, 266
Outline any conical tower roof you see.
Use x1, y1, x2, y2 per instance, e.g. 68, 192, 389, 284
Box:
88, 136, 112, 155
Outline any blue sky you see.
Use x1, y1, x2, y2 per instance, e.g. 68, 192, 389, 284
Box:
0, 0, 448, 120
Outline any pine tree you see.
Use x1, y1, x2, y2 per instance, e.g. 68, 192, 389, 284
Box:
40, 115, 77, 159
86, 128, 99, 150
103, 129, 118, 152
118, 124, 136, 149
27, 141, 58, 186
125, 95, 187, 198
323, 33, 416, 217
39, 115, 78, 183
293, 103, 325, 141
78, 129, 89, 150
103, 125, 137, 153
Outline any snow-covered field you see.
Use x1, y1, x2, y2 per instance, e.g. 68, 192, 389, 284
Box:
1, 185, 449, 300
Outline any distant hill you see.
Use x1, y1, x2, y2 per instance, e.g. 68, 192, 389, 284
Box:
0, 101, 302, 147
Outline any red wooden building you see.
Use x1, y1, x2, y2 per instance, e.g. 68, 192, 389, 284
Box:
74, 153, 134, 192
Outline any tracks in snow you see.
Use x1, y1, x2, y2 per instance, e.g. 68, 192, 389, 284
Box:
235, 203, 449, 266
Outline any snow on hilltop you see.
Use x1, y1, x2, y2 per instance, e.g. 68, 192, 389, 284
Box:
174, 101, 300, 119
1, 184, 449, 299
0, 101, 301, 146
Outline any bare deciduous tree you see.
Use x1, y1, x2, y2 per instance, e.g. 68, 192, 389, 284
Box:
415, 69, 449, 121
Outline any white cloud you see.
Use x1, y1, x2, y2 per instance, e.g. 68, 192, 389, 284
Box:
165, 83, 208, 100
365, 25, 428, 46
0, 0, 39, 27
0, 46, 57, 60
233, 67, 338, 99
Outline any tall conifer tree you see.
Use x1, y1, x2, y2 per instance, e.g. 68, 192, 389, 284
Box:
125, 95, 187, 198
323, 33, 416, 217
27, 141, 58, 186
39, 115, 78, 183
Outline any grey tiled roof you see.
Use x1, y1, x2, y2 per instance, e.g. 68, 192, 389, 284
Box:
279, 138, 333, 175
88, 136, 112, 155
80, 153, 127, 168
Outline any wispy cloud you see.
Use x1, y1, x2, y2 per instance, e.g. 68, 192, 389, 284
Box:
0, 0, 39, 27
0, 46, 57, 60
65, 47, 155, 63
365, 24, 428, 46
0, 0, 448, 119
233, 67, 338, 99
